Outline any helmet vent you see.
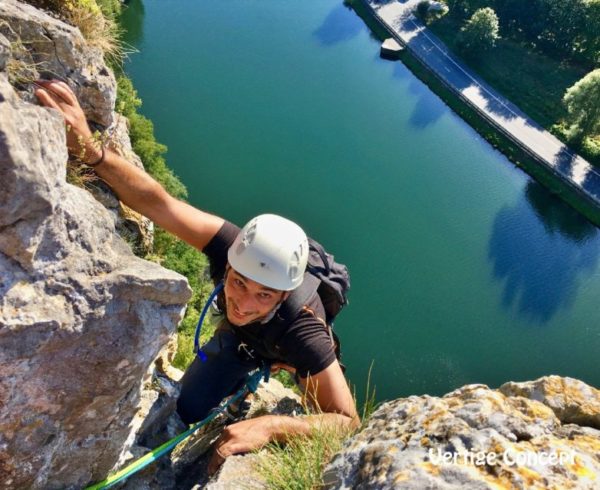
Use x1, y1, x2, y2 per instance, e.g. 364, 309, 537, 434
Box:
242, 220, 258, 247
288, 249, 301, 280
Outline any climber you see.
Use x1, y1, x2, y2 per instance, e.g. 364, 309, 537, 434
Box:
35, 80, 359, 475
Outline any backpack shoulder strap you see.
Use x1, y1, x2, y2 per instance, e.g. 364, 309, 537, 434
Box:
277, 272, 321, 322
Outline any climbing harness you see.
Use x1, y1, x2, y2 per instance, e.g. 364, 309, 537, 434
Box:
84, 364, 270, 490
193, 282, 224, 362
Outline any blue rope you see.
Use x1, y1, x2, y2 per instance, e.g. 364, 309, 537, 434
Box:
194, 282, 224, 362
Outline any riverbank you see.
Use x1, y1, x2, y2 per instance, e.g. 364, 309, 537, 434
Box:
351, 0, 600, 227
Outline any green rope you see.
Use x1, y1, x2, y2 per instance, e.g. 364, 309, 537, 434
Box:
85, 366, 270, 490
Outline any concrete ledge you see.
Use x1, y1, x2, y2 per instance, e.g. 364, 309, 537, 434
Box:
380, 37, 403, 60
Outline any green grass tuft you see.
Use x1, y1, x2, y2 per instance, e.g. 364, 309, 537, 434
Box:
254, 364, 378, 489
256, 424, 351, 490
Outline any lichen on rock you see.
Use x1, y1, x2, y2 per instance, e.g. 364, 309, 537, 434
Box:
324, 376, 600, 489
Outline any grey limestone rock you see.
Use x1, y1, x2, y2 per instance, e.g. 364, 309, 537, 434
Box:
0, 63, 191, 490
499, 375, 600, 430
323, 376, 600, 489
0, 0, 116, 126
0, 32, 10, 70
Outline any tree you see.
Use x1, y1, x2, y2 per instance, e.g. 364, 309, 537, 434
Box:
581, 0, 600, 65
563, 69, 600, 140
538, 0, 586, 58
492, 0, 544, 40
458, 7, 500, 56
416, 0, 431, 20
447, 0, 471, 20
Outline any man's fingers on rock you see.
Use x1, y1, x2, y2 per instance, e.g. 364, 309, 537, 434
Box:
35, 89, 61, 111
54, 81, 78, 104
42, 81, 75, 105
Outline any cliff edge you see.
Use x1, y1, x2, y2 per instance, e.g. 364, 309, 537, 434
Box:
0, 1, 192, 488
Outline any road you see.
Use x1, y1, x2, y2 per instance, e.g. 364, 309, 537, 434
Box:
366, 0, 600, 207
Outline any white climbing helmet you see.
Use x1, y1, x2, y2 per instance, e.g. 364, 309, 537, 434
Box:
228, 214, 309, 291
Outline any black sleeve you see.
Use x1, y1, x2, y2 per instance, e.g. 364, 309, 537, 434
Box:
202, 221, 241, 283
278, 306, 337, 378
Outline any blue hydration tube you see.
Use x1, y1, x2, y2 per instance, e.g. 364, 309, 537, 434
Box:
193, 282, 224, 362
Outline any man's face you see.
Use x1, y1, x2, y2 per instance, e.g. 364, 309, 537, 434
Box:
223, 266, 288, 326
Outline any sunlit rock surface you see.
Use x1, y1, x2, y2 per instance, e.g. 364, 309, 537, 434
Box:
324, 376, 600, 489
0, 0, 115, 125
0, 2, 191, 488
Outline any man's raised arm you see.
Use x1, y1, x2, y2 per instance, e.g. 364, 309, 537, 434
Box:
35, 79, 223, 251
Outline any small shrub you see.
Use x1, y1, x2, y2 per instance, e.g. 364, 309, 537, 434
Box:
457, 7, 499, 57
66, 160, 98, 188
254, 365, 378, 489
6, 39, 41, 87
24, 0, 124, 64
66, 1, 124, 64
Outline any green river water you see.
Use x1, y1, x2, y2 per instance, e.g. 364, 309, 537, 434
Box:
121, 0, 600, 404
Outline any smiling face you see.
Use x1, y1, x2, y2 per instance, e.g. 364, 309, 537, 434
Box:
223, 266, 288, 326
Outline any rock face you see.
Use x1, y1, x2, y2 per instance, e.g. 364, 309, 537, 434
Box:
324, 376, 600, 489
0, 0, 116, 126
0, 0, 153, 253
0, 2, 192, 488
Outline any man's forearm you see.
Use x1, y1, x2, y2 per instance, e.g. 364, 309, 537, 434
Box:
89, 149, 223, 250
93, 149, 170, 223
265, 412, 360, 443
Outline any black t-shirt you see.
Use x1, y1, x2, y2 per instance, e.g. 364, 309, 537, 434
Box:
203, 221, 337, 377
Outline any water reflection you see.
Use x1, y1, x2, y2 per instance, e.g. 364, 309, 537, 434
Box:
527, 182, 597, 242
313, 3, 362, 46
389, 61, 446, 128
488, 181, 599, 324
407, 76, 446, 128
120, 0, 145, 47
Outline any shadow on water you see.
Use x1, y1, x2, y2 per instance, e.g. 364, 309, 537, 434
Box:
407, 77, 446, 128
389, 63, 446, 128
119, 0, 145, 47
488, 181, 599, 324
313, 3, 362, 46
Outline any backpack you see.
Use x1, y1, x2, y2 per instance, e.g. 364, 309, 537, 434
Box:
306, 238, 351, 326
278, 238, 351, 362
